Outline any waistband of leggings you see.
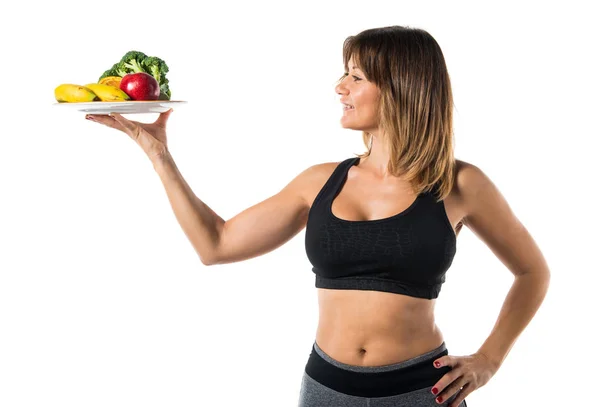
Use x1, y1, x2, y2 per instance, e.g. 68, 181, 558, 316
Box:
313, 341, 447, 373
304, 341, 451, 398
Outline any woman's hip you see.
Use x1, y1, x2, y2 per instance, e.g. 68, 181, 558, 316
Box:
298, 341, 467, 406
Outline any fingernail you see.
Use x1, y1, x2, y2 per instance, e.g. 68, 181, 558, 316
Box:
436, 396, 443, 403
86, 115, 94, 121
432, 387, 438, 395
434, 361, 441, 367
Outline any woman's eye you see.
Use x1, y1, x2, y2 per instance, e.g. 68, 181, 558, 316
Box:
338, 73, 362, 82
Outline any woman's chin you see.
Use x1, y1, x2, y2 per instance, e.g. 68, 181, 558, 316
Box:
340, 121, 360, 130
340, 119, 355, 129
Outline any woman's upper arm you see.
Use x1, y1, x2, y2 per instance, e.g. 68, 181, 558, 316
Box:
206, 164, 321, 265
458, 162, 549, 277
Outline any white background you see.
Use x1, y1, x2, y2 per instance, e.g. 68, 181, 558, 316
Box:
1, 1, 597, 406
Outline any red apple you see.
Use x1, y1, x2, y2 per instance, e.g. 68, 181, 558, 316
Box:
120, 72, 160, 101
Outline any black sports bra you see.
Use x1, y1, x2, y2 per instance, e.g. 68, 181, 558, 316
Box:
304, 157, 457, 299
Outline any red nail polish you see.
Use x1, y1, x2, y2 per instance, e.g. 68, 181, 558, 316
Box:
432, 387, 438, 395
434, 361, 441, 367
436, 396, 443, 403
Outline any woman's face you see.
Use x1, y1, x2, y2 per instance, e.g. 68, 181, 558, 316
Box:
335, 56, 381, 132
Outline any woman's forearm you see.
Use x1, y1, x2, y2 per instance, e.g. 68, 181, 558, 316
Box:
151, 151, 225, 265
477, 268, 551, 368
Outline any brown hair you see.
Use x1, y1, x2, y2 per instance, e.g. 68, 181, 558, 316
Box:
337, 25, 456, 202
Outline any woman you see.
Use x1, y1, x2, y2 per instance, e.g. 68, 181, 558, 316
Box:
86, 25, 550, 407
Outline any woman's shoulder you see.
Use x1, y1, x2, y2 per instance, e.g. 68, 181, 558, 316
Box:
451, 158, 497, 226
453, 158, 486, 197
295, 160, 345, 207
302, 159, 347, 181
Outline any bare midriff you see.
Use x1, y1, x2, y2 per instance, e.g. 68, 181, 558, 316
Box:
315, 288, 443, 367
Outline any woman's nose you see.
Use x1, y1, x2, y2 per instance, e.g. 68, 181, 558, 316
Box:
335, 80, 348, 96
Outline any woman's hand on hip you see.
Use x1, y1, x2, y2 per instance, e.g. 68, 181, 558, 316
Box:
430, 352, 499, 406
85, 109, 173, 160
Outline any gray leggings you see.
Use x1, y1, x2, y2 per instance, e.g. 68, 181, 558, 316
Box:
298, 341, 468, 407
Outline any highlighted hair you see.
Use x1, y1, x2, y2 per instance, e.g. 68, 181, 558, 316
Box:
338, 25, 457, 201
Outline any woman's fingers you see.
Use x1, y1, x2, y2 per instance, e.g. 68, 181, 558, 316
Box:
86, 113, 145, 147
85, 114, 126, 133
84, 112, 166, 157
109, 113, 140, 136
108, 113, 149, 145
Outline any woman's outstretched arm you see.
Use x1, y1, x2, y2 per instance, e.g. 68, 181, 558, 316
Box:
153, 151, 319, 265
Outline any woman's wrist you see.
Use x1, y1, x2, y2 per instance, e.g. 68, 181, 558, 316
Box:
150, 148, 174, 172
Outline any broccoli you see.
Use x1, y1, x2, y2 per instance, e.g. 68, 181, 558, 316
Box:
159, 83, 171, 100
143, 56, 169, 82
99, 51, 172, 100
144, 56, 171, 99
113, 62, 130, 78
120, 51, 147, 74
99, 62, 130, 79
99, 62, 121, 79
100, 67, 116, 79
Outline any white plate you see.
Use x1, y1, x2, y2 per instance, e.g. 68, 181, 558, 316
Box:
53, 100, 187, 114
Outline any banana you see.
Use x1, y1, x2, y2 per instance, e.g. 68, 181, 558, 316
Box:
99, 76, 122, 88
55, 84, 98, 103
84, 83, 130, 101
